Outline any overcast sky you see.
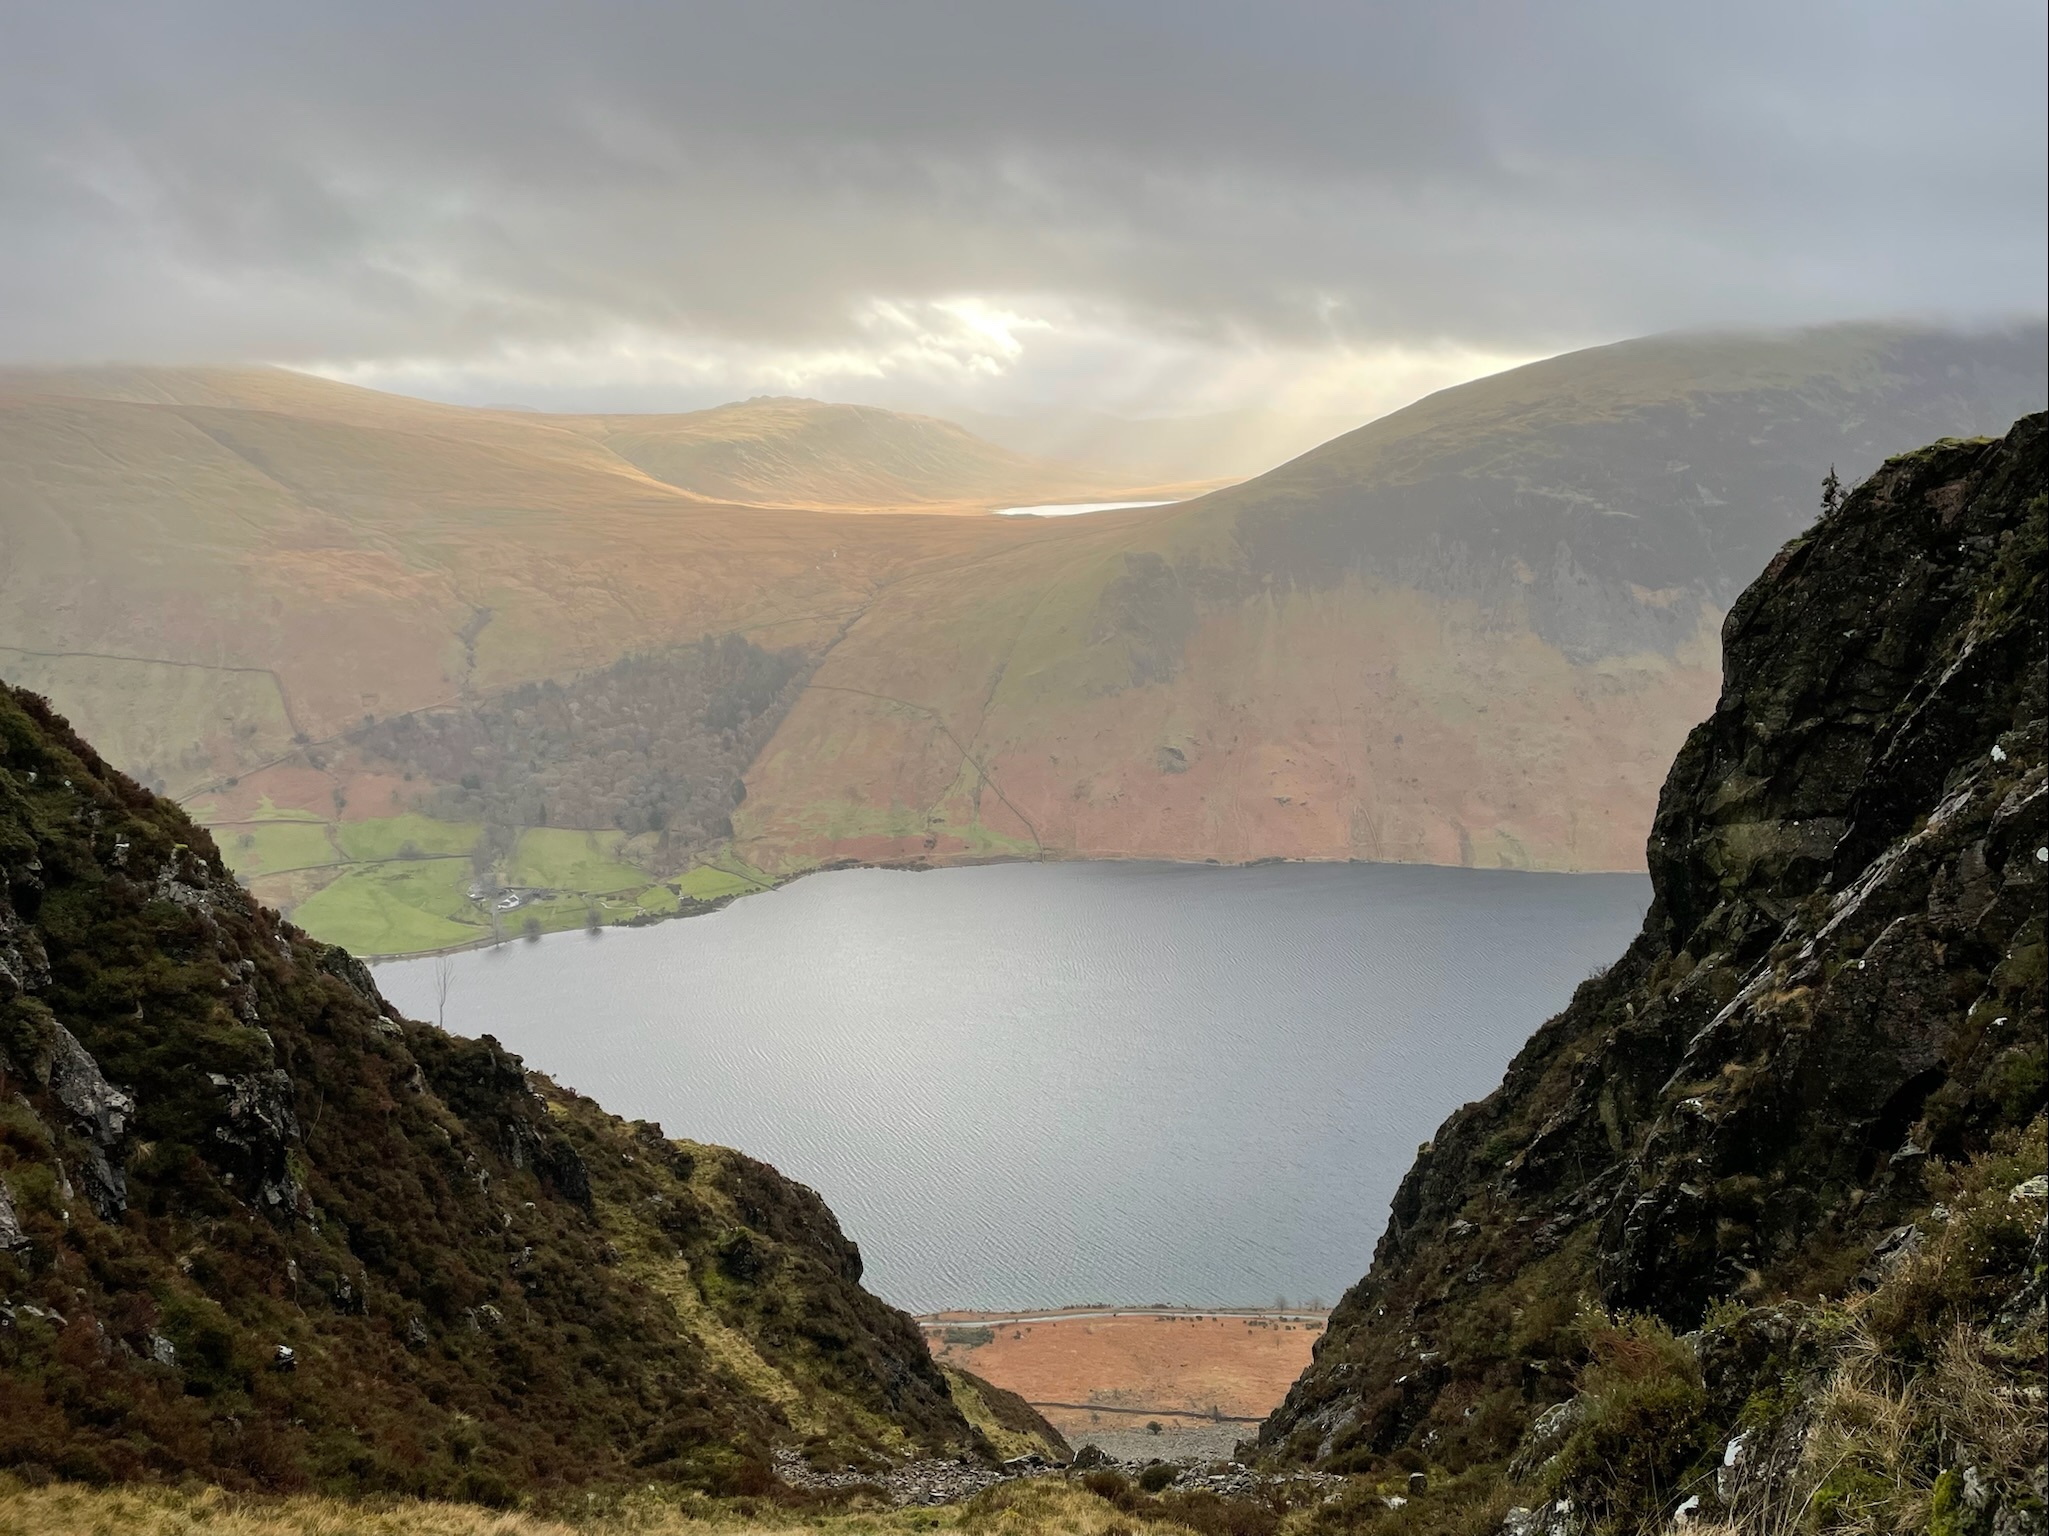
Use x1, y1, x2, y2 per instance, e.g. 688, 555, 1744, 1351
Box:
2, 1, 2042, 418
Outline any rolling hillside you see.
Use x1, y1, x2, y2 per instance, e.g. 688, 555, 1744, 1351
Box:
571, 396, 1210, 511
952, 406, 1368, 484
733, 321, 2046, 876
0, 367, 1151, 512
1, 322, 2040, 954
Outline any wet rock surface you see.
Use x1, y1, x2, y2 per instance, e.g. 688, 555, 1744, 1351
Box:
206, 1068, 303, 1219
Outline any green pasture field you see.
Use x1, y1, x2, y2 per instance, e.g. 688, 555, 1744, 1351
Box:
509, 827, 649, 895
335, 813, 483, 862
290, 858, 485, 956
215, 820, 340, 878
674, 864, 764, 901
219, 816, 788, 956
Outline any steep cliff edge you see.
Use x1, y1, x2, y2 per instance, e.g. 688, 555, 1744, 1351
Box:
1260, 417, 2046, 1530
0, 681, 1013, 1496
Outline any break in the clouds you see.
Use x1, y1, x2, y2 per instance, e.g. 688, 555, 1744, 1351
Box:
1, 1, 2042, 416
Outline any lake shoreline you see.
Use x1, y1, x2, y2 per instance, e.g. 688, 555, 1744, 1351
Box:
357, 846, 1650, 963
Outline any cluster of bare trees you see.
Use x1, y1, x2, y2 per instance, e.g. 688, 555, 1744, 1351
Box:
349, 635, 806, 870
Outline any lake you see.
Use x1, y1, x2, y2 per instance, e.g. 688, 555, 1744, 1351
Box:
993, 499, 1177, 516
374, 860, 1649, 1314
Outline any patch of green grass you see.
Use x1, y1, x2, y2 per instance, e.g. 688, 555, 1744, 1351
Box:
248, 797, 328, 821
675, 866, 760, 901
489, 883, 686, 943
215, 820, 339, 878
291, 860, 485, 955
335, 813, 482, 862
503, 893, 608, 940
508, 828, 648, 895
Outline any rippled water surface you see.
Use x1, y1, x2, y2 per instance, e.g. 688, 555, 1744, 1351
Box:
375, 861, 1648, 1313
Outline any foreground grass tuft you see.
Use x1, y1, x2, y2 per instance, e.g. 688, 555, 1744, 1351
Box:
0, 1477, 1203, 1536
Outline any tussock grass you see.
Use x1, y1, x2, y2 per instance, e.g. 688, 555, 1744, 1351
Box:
1470, 1122, 2047, 1535
1788, 1318, 2047, 1536
1783, 1121, 2048, 1535
1795, 1323, 1929, 1533
0, 1477, 1198, 1536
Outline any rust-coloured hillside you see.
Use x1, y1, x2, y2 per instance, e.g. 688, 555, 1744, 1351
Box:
0, 323, 2040, 953
733, 322, 2043, 875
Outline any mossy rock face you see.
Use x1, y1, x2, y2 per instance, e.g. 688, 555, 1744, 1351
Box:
0, 682, 975, 1495
1258, 415, 2049, 1507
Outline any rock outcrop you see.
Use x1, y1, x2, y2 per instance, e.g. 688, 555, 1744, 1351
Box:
0, 682, 1042, 1495
1259, 416, 2047, 1525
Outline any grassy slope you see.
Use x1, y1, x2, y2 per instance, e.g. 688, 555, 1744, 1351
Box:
0, 368, 1057, 949
569, 397, 1159, 511
0, 368, 1079, 743
0, 683, 1008, 1496
510, 828, 650, 895
0, 368, 1143, 512
0, 1478, 1205, 1536
290, 859, 483, 954
335, 815, 483, 862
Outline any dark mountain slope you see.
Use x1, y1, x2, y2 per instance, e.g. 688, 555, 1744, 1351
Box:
1259, 416, 2046, 1525
0, 683, 998, 1495
1190, 321, 2047, 661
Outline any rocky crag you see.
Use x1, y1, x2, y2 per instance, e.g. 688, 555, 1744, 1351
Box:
1260, 417, 2047, 1533
0, 680, 1058, 1496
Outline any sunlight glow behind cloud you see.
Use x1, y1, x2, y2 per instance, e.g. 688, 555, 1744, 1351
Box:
2, 2, 2041, 418
308, 298, 1534, 424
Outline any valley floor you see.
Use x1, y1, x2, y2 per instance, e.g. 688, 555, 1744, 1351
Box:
921, 1308, 1327, 1461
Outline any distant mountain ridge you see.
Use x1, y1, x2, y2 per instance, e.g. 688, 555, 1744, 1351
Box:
1191, 322, 2049, 657
0, 366, 1159, 512
0, 323, 2041, 955
951, 406, 1368, 483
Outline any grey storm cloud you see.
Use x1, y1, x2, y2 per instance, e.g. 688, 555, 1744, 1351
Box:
0, 1, 2042, 408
